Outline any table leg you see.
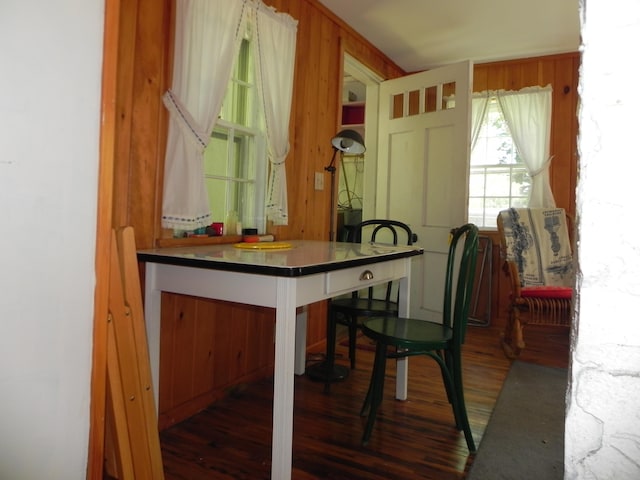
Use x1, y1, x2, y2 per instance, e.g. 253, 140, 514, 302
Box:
144, 262, 161, 409
271, 277, 297, 479
294, 307, 307, 375
395, 269, 410, 400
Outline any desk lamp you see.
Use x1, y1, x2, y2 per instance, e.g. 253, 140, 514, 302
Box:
306, 129, 366, 385
324, 129, 366, 241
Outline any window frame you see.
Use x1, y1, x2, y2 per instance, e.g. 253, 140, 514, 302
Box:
468, 96, 531, 229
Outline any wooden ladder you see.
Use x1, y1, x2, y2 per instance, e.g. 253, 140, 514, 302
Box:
104, 227, 164, 479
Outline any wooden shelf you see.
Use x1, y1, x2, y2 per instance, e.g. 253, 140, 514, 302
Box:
341, 103, 365, 126
156, 235, 243, 248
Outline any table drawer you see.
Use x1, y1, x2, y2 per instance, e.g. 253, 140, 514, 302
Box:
325, 260, 406, 296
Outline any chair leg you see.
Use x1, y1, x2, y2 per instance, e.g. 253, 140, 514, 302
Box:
360, 362, 374, 417
429, 350, 463, 432
361, 341, 387, 445
451, 349, 476, 453
514, 310, 526, 350
323, 310, 338, 393
348, 316, 358, 369
502, 306, 523, 358
437, 350, 456, 406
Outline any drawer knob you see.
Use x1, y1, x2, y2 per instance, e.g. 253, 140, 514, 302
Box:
360, 270, 374, 281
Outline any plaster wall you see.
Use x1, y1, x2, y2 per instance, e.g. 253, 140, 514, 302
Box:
567, 0, 640, 478
0, 0, 103, 477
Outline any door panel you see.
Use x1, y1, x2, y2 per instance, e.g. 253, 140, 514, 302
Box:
376, 61, 473, 321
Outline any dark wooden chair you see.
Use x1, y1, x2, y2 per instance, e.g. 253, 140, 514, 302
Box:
330, 219, 415, 369
306, 219, 415, 389
359, 224, 479, 452
497, 208, 574, 358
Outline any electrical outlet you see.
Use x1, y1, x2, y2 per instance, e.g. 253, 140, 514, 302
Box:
314, 172, 324, 190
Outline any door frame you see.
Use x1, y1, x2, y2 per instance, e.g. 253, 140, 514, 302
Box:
341, 52, 383, 221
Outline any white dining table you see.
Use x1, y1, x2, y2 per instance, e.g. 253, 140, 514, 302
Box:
138, 239, 423, 479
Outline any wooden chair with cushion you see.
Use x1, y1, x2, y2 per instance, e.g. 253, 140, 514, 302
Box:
359, 223, 479, 452
497, 208, 574, 358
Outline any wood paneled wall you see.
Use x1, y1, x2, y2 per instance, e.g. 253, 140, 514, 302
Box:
472, 53, 579, 330
108, 0, 578, 429
158, 295, 275, 429
111, 0, 406, 429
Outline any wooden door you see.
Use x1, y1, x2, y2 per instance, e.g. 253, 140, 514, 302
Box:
376, 60, 473, 321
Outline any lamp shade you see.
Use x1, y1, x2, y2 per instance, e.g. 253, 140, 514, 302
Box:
331, 129, 366, 155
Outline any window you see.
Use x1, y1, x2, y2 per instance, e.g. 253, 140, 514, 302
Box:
162, 1, 296, 235
468, 98, 531, 229
202, 37, 267, 233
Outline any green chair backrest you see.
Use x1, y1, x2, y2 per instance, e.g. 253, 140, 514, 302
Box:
444, 224, 479, 345
347, 219, 414, 302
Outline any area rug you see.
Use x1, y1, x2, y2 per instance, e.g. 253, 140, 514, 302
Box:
467, 361, 567, 480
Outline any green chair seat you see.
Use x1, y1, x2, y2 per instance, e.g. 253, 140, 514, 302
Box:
361, 317, 453, 350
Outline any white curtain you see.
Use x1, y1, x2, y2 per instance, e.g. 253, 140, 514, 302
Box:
470, 92, 489, 151
498, 85, 555, 208
161, 0, 247, 230
254, 4, 298, 225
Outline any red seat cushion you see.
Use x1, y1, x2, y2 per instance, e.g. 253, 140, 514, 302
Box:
520, 286, 573, 299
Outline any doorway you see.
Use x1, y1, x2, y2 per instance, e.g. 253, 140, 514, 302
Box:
337, 54, 383, 239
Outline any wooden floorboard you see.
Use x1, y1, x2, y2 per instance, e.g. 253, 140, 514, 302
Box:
157, 324, 569, 479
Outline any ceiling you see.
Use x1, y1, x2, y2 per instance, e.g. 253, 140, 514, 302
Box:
318, 0, 581, 73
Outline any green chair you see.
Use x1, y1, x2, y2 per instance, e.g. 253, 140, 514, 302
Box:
359, 223, 479, 452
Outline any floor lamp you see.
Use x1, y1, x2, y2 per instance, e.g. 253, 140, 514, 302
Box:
324, 129, 366, 241
306, 129, 366, 384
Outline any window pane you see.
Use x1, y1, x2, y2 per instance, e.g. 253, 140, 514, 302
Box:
219, 39, 255, 127
424, 85, 437, 113
484, 198, 511, 225
204, 129, 230, 177
485, 168, 512, 196
511, 170, 531, 197
408, 90, 420, 116
203, 126, 259, 225
511, 197, 529, 208
468, 197, 486, 227
443, 82, 455, 110
469, 168, 486, 196
204, 177, 229, 223
392, 93, 403, 119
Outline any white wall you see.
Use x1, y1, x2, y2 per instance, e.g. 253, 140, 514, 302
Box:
567, 0, 640, 478
0, 1, 103, 478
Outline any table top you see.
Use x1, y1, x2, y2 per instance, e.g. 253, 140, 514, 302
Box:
138, 240, 423, 277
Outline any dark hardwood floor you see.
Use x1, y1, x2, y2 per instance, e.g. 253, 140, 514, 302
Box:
159, 324, 569, 479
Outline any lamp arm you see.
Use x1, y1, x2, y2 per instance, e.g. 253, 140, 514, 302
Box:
325, 148, 339, 241
324, 147, 338, 173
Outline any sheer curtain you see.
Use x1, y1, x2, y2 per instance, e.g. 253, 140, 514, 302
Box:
254, 4, 297, 225
471, 92, 490, 151
162, 0, 297, 230
161, 0, 247, 230
498, 85, 555, 207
